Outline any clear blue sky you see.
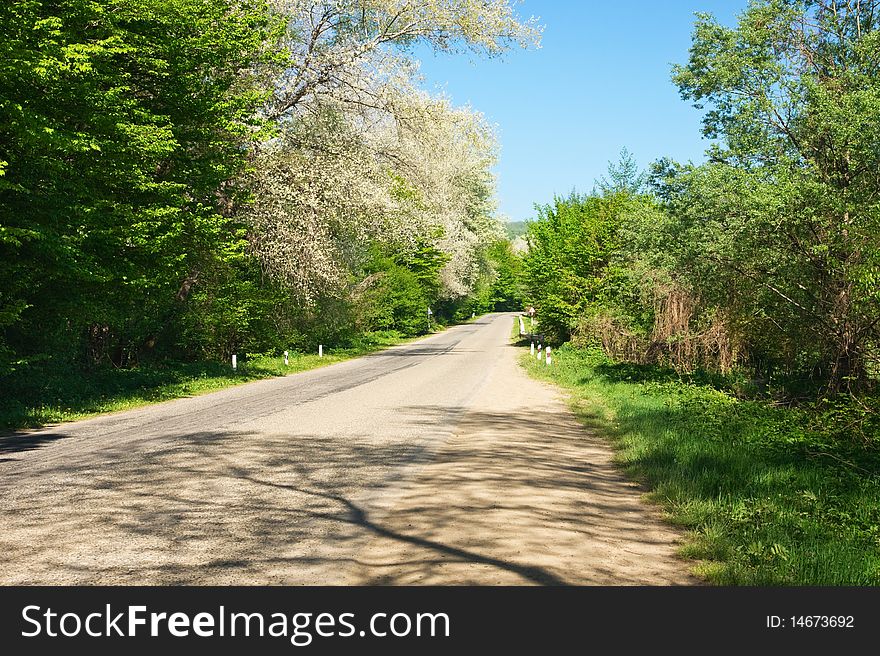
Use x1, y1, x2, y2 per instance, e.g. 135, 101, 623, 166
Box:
413, 1, 745, 222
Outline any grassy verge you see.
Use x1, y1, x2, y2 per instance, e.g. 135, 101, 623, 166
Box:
510, 314, 524, 340
518, 340, 880, 585
1, 330, 417, 431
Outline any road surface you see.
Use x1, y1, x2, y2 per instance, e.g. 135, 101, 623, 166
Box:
0, 313, 695, 585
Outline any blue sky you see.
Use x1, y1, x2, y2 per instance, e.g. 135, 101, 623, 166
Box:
413, 1, 745, 222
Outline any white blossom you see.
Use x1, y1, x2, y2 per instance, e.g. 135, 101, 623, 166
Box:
242, 0, 537, 303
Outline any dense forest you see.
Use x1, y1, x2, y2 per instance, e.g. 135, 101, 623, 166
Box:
524, 1, 880, 403
4, 0, 879, 420
0, 0, 533, 413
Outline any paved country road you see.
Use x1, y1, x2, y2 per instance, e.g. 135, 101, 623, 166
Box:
0, 314, 696, 585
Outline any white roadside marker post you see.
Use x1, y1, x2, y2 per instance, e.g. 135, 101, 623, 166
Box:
319, 344, 323, 358
530, 341, 535, 355
284, 350, 289, 366
537, 344, 542, 360
231, 354, 237, 371
546, 346, 552, 366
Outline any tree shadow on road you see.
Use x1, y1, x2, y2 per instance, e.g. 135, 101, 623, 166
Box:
0, 431, 67, 455
0, 405, 696, 586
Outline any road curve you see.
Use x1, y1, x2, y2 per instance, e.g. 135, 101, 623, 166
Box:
0, 313, 696, 585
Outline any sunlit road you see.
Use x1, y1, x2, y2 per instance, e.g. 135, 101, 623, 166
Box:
0, 313, 695, 585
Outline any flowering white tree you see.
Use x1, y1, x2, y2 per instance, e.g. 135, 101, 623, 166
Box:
246, 86, 502, 299
387, 89, 503, 297
268, 0, 541, 119
243, 0, 537, 306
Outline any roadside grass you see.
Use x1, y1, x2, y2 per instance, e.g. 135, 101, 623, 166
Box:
510, 315, 524, 340
510, 312, 541, 342
518, 340, 880, 585
0, 330, 412, 431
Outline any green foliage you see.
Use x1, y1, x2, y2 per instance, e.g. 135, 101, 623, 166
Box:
358, 240, 450, 336
521, 190, 633, 342
521, 2, 880, 397
393, 241, 449, 306
594, 147, 646, 196
364, 263, 432, 336
0, 0, 281, 367
485, 240, 523, 311
669, 0, 880, 393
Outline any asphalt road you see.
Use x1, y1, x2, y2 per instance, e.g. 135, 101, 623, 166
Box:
0, 313, 695, 585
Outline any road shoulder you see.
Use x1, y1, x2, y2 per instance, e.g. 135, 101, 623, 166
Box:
346, 331, 699, 585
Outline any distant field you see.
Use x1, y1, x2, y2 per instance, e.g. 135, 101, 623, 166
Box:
504, 220, 528, 239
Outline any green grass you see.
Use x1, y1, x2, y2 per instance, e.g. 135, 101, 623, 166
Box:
510, 314, 524, 340
0, 330, 414, 432
510, 312, 541, 342
518, 340, 880, 585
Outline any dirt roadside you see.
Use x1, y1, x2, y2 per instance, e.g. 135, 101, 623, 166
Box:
344, 325, 699, 585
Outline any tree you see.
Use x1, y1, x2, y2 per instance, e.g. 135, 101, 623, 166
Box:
0, 0, 280, 366
522, 192, 627, 342
244, 83, 504, 308
595, 148, 646, 196
672, 0, 880, 392
486, 240, 523, 311
0, 0, 540, 376
268, 0, 541, 120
